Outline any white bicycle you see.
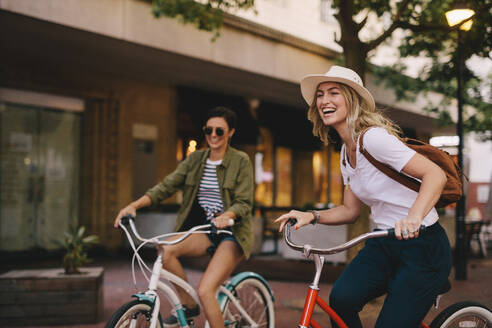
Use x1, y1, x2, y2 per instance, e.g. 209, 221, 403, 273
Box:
105, 215, 275, 328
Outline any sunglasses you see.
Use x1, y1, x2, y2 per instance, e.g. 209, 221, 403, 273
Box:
202, 126, 225, 137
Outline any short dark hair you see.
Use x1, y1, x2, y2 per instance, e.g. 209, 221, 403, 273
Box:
205, 106, 237, 130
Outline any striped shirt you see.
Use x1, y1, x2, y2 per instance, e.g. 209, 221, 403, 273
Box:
198, 159, 224, 220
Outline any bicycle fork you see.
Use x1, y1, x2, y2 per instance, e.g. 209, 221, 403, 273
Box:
298, 254, 347, 328
145, 254, 193, 328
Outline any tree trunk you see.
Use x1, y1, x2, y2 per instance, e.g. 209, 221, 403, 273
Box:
336, 0, 371, 263
343, 43, 371, 263
336, 0, 368, 82
343, 47, 368, 83
346, 205, 371, 261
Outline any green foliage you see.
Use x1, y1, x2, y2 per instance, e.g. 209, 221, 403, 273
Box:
57, 226, 99, 274
332, 0, 491, 139
152, 0, 256, 40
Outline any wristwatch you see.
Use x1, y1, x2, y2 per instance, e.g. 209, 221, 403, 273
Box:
310, 210, 320, 225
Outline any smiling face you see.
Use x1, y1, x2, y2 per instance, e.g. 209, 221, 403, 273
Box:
315, 82, 349, 129
204, 116, 234, 152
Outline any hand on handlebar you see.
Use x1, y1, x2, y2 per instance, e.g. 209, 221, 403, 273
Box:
394, 216, 423, 240
275, 210, 314, 232
114, 205, 137, 228
212, 215, 235, 229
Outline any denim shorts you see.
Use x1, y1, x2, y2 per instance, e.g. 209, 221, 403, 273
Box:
206, 231, 239, 256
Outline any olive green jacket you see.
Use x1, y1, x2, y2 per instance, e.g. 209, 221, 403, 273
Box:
146, 146, 254, 258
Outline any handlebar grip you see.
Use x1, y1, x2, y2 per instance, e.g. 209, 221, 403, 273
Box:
287, 218, 297, 226
120, 215, 135, 227
387, 225, 426, 238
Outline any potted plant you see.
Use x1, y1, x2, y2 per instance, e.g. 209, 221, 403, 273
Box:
58, 225, 99, 274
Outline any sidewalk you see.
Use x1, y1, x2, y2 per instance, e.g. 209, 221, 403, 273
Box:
4, 253, 492, 328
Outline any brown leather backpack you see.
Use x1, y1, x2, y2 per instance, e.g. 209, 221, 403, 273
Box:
359, 130, 464, 208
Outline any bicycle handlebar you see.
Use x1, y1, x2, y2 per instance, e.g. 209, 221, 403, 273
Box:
119, 215, 234, 246
283, 219, 425, 256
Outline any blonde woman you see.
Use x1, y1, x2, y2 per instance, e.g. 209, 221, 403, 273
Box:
276, 66, 452, 327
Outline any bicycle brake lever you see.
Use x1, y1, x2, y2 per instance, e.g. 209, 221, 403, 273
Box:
287, 218, 297, 226
210, 223, 218, 236
120, 215, 134, 227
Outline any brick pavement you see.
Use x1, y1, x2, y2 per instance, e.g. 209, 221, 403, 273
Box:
3, 254, 492, 328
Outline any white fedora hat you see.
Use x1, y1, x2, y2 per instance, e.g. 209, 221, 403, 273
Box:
300, 66, 375, 111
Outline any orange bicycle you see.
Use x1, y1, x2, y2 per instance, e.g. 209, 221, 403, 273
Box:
283, 219, 492, 328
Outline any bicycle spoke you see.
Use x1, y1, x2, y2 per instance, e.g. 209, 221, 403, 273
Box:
223, 278, 273, 328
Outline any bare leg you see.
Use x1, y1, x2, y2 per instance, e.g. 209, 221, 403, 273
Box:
197, 241, 244, 328
160, 233, 211, 308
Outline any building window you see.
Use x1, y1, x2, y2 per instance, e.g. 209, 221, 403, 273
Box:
330, 148, 343, 205
275, 147, 292, 206
255, 128, 274, 206
477, 185, 489, 204
313, 149, 329, 205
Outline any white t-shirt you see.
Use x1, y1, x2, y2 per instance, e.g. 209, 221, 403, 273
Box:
340, 127, 439, 229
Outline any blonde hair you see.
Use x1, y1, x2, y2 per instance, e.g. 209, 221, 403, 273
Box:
307, 82, 401, 145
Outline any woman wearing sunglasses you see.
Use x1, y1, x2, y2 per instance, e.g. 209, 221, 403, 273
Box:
114, 106, 254, 328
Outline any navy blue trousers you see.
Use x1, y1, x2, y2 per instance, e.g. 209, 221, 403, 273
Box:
329, 222, 452, 328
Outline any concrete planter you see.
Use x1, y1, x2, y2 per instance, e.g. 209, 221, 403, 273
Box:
0, 267, 104, 326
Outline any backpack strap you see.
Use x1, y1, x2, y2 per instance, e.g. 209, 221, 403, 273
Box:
358, 129, 421, 193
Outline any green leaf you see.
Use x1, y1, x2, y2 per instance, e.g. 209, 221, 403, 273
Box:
82, 235, 99, 244
77, 226, 85, 239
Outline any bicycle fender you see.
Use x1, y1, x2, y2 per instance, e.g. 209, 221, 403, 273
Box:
224, 271, 275, 300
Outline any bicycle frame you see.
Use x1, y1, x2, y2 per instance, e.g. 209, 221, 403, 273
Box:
120, 217, 262, 328
298, 253, 347, 328
283, 221, 431, 328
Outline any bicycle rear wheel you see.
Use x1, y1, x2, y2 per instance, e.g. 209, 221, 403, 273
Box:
222, 276, 274, 328
106, 299, 161, 328
430, 301, 492, 328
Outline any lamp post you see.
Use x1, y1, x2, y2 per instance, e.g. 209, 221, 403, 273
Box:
445, 4, 475, 281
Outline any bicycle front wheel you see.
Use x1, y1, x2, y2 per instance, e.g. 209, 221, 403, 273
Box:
430, 301, 492, 328
223, 276, 274, 328
106, 299, 161, 328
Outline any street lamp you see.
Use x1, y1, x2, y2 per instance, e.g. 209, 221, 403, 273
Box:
445, 3, 475, 281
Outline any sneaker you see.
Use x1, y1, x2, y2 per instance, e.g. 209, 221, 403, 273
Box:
163, 305, 200, 327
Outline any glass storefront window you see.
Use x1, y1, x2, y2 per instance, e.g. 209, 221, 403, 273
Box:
275, 147, 292, 206
255, 128, 274, 206
330, 148, 343, 205
313, 148, 329, 205
0, 102, 80, 251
